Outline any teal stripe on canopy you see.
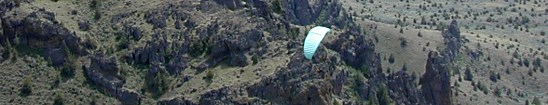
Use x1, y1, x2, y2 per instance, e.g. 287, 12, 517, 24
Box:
303, 26, 331, 60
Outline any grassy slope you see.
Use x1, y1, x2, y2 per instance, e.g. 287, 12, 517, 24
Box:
340, 0, 548, 104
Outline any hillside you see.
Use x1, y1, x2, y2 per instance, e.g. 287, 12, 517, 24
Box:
0, 0, 546, 105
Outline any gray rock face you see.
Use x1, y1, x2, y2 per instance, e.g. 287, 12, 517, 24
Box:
246, 51, 339, 105
85, 54, 124, 94
157, 97, 196, 105
117, 89, 142, 105
123, 24, 142, 41
420, 51, 452, 105
166, 55, 186, 75
145, 64, 168, 95
283, 0, 318, 25
281, 0, 348, 26
212, 0, 243, 10
418, 20, 460, 105
387, 71, 422, 104
326, 26, 375, 69
0, 46, 4, 62
127, 31, 168, 67
1, 9, 87, 63
442, 20, 461, 62
0, 0, 17, 16
195, 29, 263, 71
145, 10, 168, 29
247, 0, 272, 20
151, 0, 383, 104
84, 54, 142, 105
43, 48, 66, 67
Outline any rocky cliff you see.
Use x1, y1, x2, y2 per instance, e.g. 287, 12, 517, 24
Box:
0, 0, 460, 104
419, 20, 461, 105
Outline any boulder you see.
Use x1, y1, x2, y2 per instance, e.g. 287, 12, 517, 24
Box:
85, 54, 142, 105
85, 54, 124, 95
116, 89, 141, 105
78, 20, 90, 31
43, 48, 66, 67
166, 55, 186, 75
229, 52, 248, 67
144, 10, 168, 29
124, 24, 142, 41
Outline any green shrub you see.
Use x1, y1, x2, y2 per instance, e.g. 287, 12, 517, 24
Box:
388, 54, 395, 64
271, 0, 283, 14
494, 87, 502, 97
377, 85, 391, 105
53, 94, 65, 105
287, 27, 300, 39
53, 93, 64, 105
523, 58, 530, 67
489, 71, 497, 82
358, 65, 371, 78
189, 41, 210, 57
532, 97, 541, 105
476, 81, 488, 95
533, 58, 542, 67
60, 65, 75, 80
147, 70, 169, 99
90, 96, 97, 105
2, 39, 11, 60
90, 0, 98, 9
401, 64, 408, 71
20, 76, 32, 97
94, 8, 101, 20
205, 70, 214, 81
399, 37, 408, 48
91, 0, 101, 20
117, 36, 129, 51
252, 55, 260, 65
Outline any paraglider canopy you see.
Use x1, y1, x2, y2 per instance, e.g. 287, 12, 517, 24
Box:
303, 26, 331, 60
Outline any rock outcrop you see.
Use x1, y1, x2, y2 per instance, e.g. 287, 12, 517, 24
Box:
1, 9, 88, 66
212, 0, 244, 10
418, 20, 460, 105
442, 20, 461, 62
420, 51, 452, 105
0, 46, 4, 62
386, 71, 423, 104
84, 54, 142, 105
43, 48, 66, 66
78, 20, 90, 31
281, 0, 350, 27
247, 51, 337, 105
326, 27, 375, 69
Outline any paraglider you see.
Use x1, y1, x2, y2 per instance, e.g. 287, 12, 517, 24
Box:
303, 26, 331, 60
